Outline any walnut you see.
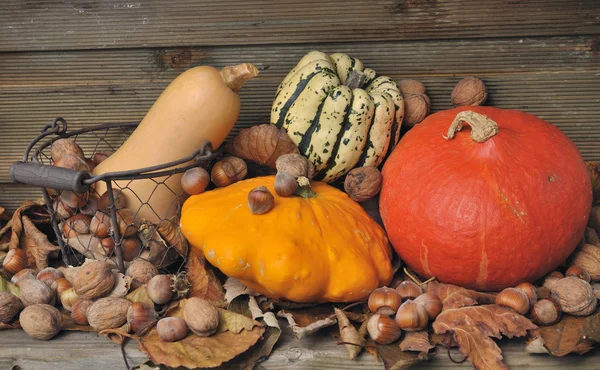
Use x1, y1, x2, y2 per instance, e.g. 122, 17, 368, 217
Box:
72, 260, 116, 300
17, 278, 55, 307
570, 244, 600, 281
403, 93, 430, 127
451, 77, 488, 107
275, 154, 315, 179
126, 258, 159, 289
398, 79, 426, 95
87, 297, 132, 331
19, 304, 63, 340
0, 292, 21, 323
550, 276, 597, 316
183, 297, 219, 337
344, 167, 382, 203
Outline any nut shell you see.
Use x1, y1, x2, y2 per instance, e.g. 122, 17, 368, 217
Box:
395, 299, 428, 332
274, 171, 298, 197
87, 297, 132, 331
3, 248, 28, 275
120, 238, 143, 262
116, 209, 139, 238
59, 288, 81, 311
181, 167, 210, 195
248, 186, 275, 215
90, 211, 111, 238
126, 259, 159, 289
395, 281, 423, 301
183, 297, 219, 337
71, 300, 94, 326
344, 167, 382, 203
211, 156, 247, 187
63, 214, 92, 239
398, 79, 426, 95
157, 317, 189, 342
549, 276, 597, 315
51, 278, 72, 296
37, 267, 65, 287
570, 244, 600, 281
11, 269, 36, 285
50, 139, 85, 162
566, 265, 592, 283
127, 302, 158, 333
20, 304, 62, 340
402, 93, 430, 127
275, 154, 314, 179
72, 260, 116, 300
18, 278, 55, 307
495, 288, 530, 315
147, 274, 174, 305
368, 287, 402, 316
0, 292, 21, 323
451, 77, 488, 107
530, 297, 562, 326
97, 189, 127, 211
367, 314, 402, 344
413, 293, 443, 320
515, 282, 538, 306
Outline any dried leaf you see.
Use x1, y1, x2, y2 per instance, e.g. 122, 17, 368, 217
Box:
0, 322, 19, 330
224, 278, 258, 303
138, 299, 265, 369
99, 324, 136, 344
433, 304, 537, 370
538, 314, 594, 356
277, 310, 337, 339
126, 286, 155, 307
335, 308, 365, 360
218, 308, 261, 334
525, 336, 549, 354
427, 281, 497, 311
186, 250, 226, 307
129, 361, 162, 370
587, 161, 600, 205
399, 331, 435, 355
376, 343, 427, 370
6, 200, 49, 252
582, 309, 600, 342
0, 276, 20, 296
22, 216, 60, 270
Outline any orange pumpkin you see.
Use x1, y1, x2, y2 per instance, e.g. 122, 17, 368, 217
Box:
181, 176, 393, 302
380, 107, 592, 291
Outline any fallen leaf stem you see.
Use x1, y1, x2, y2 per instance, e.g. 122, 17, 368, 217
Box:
446, 346, 468, 364
335, 341, 376, 349
404, 267, 436, 286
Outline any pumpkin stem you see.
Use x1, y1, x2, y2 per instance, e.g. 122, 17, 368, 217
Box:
345, 70, 368, 90
295, 176, 316, 198
221, 63, 259, 92
443, 111, 499, 143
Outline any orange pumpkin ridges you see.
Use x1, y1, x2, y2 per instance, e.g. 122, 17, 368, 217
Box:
380, 106, 592, 291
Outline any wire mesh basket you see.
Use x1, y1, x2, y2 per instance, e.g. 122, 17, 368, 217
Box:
9, 118, 219, 273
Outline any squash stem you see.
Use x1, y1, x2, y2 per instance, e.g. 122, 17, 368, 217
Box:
443, 110, 499, 143
295, 176, 316, 198
344, 70, 367, 90
221, 63, 259, 92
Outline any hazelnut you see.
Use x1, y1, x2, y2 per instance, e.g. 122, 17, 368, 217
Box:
530, 297, 562, 326
87, 297, 132, 331
367, 314, 402, 344
537, 286, 552, 300
18, 278, 55, 307
72, 260, 116, 300
92, 152, 113, 166
566, 265, 592, 283
344, 167, 382, 202
63, 214, 92, 239
127, 302, 158, 333
211, 156, 247, 187
3, 248, 28, 275
97, 237, 115, 257
79, 194, 99, 216
126, 259, 159, 289
570, 244, 600, 281
550, 276, 597, 316
20, 304, 63, 340
496, 288, 530, 315
0, 292, 21, 323
451, 77, 488, 107
413, 293, 443, 320
515, 282, 538, 306
275, 154, 314, 179
248, 186, 275, 215
398, 79, 426, 95
181, 167, 210, 195
395, 299, 428, 332
402, 93, 430, 127
71, 300, 94, 326
97, 189, 127, 212
368, 287, 402, 316
116, 209, 139, 238
395, 281, 423, 301
11, 269, 36, 285
51, 278, 72, 296
543, 271, 564, 290
37, 267, 65, 287
50, 139, 85, 162
90, 211, 111, 238
157, 317, 188, 342
59, 288, 81, 311
52, 198, 75, 219
59, 190, 89, 209
120, 238, 142, 262
183, 297, 220, 337
147, 274, 174, 305
274, 171, 298, 197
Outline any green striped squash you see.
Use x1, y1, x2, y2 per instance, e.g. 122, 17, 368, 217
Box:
271, 51, 405, 183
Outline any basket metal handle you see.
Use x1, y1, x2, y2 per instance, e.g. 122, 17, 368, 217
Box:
10, 162, 91, 193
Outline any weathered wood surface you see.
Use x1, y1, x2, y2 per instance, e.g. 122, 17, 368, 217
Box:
0, 0, 598, 52
0, 324, 598, 370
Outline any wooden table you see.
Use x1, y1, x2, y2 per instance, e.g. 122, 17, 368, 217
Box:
1, 0, 599, 369
0, 324, 598, 370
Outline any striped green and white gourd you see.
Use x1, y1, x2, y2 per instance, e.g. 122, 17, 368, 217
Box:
271, 51, 405, 183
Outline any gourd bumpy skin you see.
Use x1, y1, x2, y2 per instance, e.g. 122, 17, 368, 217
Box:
181, 176, 393, 303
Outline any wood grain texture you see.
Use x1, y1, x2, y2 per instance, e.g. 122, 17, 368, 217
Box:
0, 0, 599, 52
0, 325, 597, 370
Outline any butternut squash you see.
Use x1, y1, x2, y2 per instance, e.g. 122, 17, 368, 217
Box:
93, 63, 258, 223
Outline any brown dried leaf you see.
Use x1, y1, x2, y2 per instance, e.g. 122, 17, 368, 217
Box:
22, 216, 60, 270
99, 323, 135, 344
0, 322, 19, 330
224, 278, 258, 304
335, 308, 365, 360
376, 343, 427, 370
186, 249, 226, 307
6, 200, 49, 251
587, 161, 600, 206
538, 315, 594, 356
399, 331, 434, 355
126, 286, 154, 307
433, 304, 537, 370
138, 299, 265, 369
0, 276, 20, 296
427, 281, 497, 311
277, 309, 337, 339
582, 309, 600, 342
